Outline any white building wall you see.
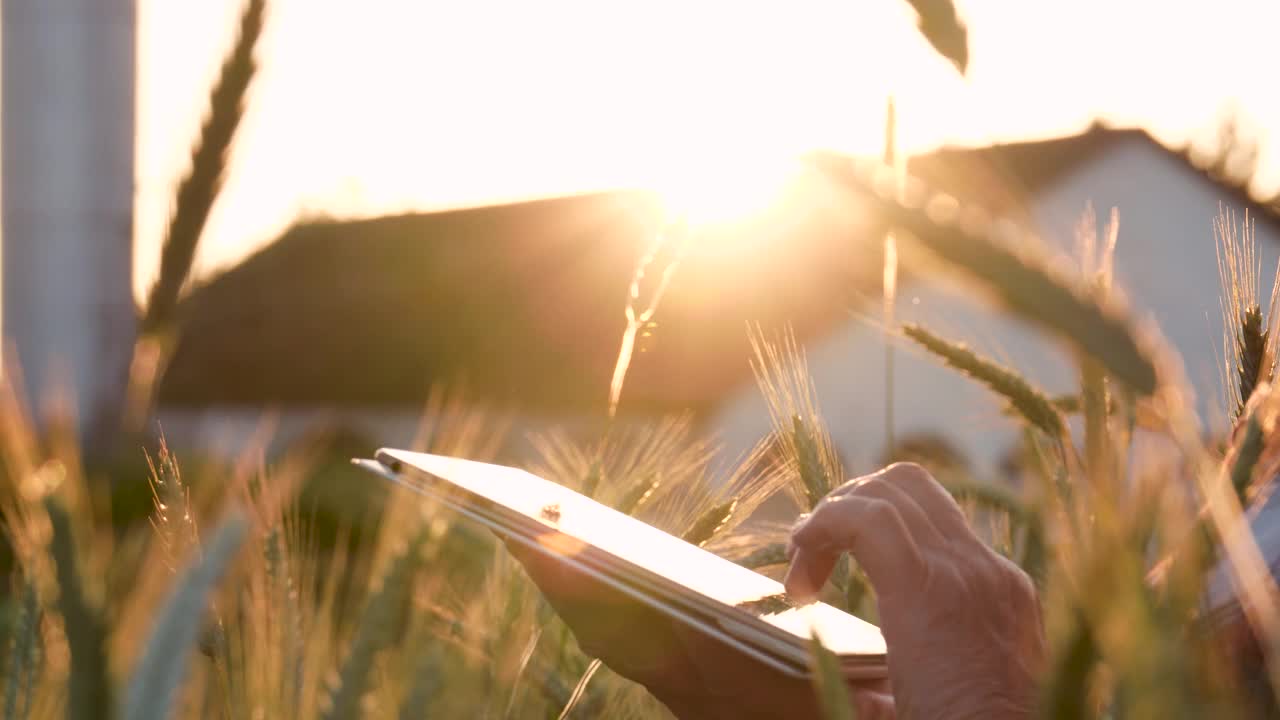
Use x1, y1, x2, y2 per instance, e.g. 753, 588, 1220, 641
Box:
711, 138, 1280, 479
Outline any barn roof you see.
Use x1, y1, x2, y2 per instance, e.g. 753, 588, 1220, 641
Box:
158, 124, 1278, 413
157, 170, 885, 414
910, 123, 1280, 228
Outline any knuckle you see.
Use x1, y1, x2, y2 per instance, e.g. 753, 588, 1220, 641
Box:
881, 461, 932, 485
864, 496, 898, 520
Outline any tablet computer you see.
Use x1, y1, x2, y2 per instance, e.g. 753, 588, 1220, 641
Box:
354, 448, 888, 680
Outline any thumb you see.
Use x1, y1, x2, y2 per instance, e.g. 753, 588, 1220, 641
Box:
851, 687, 896, 719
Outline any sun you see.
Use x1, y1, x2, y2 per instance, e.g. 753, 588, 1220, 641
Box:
653, 152, 802, 230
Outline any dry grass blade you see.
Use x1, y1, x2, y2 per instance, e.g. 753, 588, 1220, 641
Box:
902, 324, 1066, 440
46, 498, 113, 720
530, 416, 719, 534
556, 658, 603, 720
808, 632, 856, 720
609, 222, 688, 417
123, 514, 247, 720
141, 0, 264, 333
807, 152, 1161, 396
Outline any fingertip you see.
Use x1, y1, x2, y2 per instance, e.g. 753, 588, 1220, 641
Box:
783, 549, 820, 604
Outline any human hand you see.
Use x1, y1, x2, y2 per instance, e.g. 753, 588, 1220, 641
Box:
785, 462, 1045, 720
503, 537, 893, 719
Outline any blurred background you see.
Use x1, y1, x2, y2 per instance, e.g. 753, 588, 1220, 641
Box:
7, 2, 1280, 717
9, 0, 1280, 485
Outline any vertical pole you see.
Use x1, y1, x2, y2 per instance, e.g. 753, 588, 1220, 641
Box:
2, 0, 137, 448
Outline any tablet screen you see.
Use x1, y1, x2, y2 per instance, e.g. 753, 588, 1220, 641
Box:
373, 448, 887, 661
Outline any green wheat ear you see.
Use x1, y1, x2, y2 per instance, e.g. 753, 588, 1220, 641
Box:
740, 542, 789, 570
141, 0, 263, 333
904, 0, 968, 74
902, 324, 1066, 440
122, 514, 247, 720
3, 580, 41, 720
808, 631, 857, 720
46, 498, 113, 720
808, 153, 1161, 396
792, 416, 833, 509
682, 499, 738, 548
1237, 305, 1269, 417
321, 531, 427, 720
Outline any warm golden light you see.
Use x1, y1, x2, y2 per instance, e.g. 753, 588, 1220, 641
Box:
655, 154, 801, 230
138, 0, 1280, 296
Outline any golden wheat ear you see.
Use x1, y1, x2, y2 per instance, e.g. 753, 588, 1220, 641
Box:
748, 325, 842, 510
1217, 208, 1278, 420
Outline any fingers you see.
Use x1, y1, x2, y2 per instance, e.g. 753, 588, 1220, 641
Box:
831, 463, 972, 542
786, 464, 967, 603
879, 463, 973, 538
839, 471, 945, 546
785, 492, 928, 603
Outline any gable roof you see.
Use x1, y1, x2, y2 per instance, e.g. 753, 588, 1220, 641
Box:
159, 124, 1280, 414
909, 123, 1280, 230
157, 172, 885, 414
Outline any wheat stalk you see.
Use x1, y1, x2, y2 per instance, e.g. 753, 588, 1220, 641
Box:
3, 580, 41, 720
141, 0, 264, 333
608, 222, 688, 417
807, 152, 1164, 397
748, 327, 843, 509
902, 324, 1066, 440
122, 514, 247, 720
1217, 208, 1278, 419
46, 498, 112, 720
396, 645, 441, 719
904, 0, 968, 73
321, 531, 426, 720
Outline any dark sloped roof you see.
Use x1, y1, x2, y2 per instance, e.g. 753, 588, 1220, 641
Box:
160, 124, 1280, 414
158, 171, 886, 413
909, 123, 1280, 230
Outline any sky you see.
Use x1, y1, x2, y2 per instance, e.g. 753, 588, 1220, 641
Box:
135, 0, 1280, 299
